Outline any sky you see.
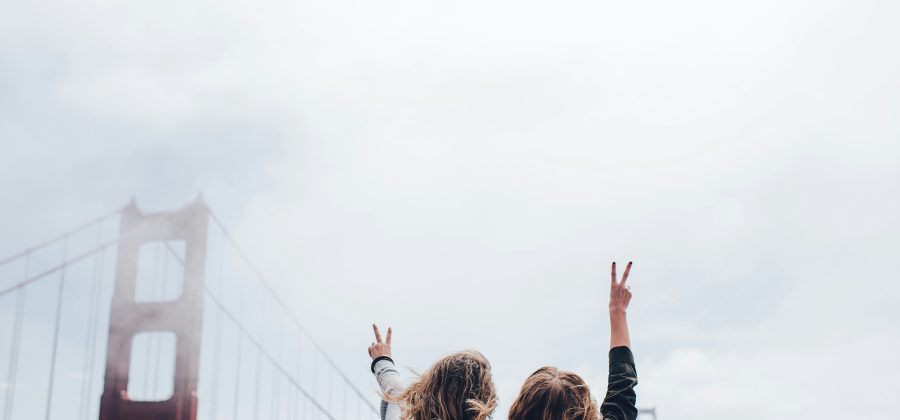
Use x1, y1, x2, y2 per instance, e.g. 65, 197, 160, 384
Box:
2, 0, 900, 419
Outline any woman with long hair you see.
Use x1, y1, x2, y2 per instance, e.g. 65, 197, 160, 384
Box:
508, 261, 639, 420
367, 325, 497, 420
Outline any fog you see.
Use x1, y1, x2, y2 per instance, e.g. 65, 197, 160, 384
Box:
2, 0, 900, 419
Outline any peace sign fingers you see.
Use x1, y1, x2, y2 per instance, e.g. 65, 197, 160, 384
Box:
368, 324, 393, 360
610, 261, 633, 286
609, 260, 633, 313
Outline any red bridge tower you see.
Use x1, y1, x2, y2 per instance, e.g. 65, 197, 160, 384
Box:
99, 198, 208, 420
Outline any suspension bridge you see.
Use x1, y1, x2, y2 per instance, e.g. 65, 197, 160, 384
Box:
0, 197, 659, 420
0, 197, 378, 420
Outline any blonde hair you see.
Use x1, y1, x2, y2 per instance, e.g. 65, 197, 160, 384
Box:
390, 350, 496, 420
508, 366, 599, 420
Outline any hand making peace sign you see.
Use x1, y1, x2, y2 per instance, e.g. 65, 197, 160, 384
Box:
368, 324, 392, 359
609, 261, 633, 313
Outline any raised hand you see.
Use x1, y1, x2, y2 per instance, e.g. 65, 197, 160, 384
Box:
609, 261, 633, 349
609, 261, 633, 313
367, 324, 392, 359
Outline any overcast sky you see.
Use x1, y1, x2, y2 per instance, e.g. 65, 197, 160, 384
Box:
2, 0, 900, 419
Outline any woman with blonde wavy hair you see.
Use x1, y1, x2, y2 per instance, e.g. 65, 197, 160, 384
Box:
367, 325, 496, 420
508, 261, 639, 420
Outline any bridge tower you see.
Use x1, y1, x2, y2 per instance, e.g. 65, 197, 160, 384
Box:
99, 198, 209, 420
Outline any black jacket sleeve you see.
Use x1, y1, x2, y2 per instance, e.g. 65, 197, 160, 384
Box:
600, 346, 638, 420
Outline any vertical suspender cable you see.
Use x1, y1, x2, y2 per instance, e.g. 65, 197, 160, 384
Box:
312, 351, 318, 419
231, 331, 244, 420
78, 224, 103, 420
253, 349, 262, 419
294, 337, 303, 420
252, 291, 266, 419
328, 368, 333, 414
82, 244, 106, 420
44, 235, 69, 420
210, 237, 225, 420
275, 326, 284, 419
3, 255, 29, 420
231, 263, 247, 420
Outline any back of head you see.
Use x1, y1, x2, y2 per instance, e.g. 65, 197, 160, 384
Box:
400, 350, 496, 420
508, 366, 599, 420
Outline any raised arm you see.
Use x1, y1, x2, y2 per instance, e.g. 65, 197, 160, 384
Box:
601, 261, 638, 420
368, 324, 404, 420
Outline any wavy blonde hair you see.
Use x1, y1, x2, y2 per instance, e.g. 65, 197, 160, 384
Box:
389, 350, 496, 420
508, 366, 599, 420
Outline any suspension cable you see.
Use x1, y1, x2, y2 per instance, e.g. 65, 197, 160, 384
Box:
0, 231, 133, 300
0, 208, 121, 267
208, 211, 377, 413
161, 242, 338, 419
204, 287, 337, 420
